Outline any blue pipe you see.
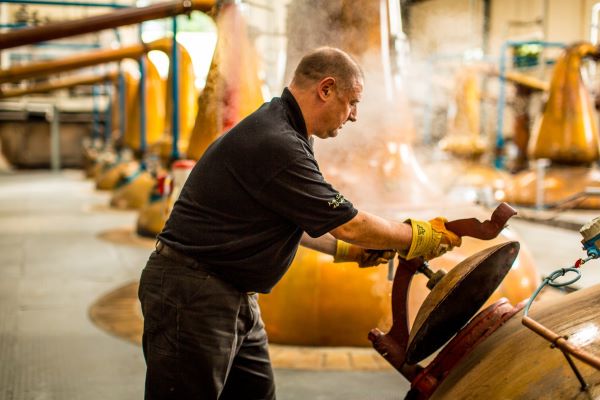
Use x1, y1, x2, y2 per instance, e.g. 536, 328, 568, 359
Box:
0, 0, 128, 8
112, 27, 122, 44
0, 23, 27, 28
9, 53, 36, 61
139, 56, 147, 169
137, 23, 147, 169
494, 42, 509, 169
494, 40, 565, 169
118, 69, 126, 146
104, 83, 113, 146
92, 84, 100, 142
113, 30, 124, 148
33, 42, 101, 49
170, 16, 180, 161
7, 43, 100, 63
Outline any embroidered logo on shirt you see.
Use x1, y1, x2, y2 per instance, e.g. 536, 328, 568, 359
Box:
328, 194, 346, 209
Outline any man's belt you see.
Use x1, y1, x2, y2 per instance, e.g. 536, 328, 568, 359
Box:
155, 240, 197, 265
155, 240, 256, 295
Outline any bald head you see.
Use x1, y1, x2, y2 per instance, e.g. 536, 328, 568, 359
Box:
290, 47, 363, 92
287, 47, 364, 140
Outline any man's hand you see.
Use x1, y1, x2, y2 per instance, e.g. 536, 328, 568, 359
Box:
334, 241, 396, 268
400, 217, 462, 260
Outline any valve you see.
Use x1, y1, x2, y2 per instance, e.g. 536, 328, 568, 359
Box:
417, 262, 447, 290
580, 216, 600, 260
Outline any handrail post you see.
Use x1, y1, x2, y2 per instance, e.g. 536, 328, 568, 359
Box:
104, 82, 113, 148
495, 41, 509, 169
47, 104, 60, 171
138, 55, 147, 169
118, 68, 126, 149
92, 84, 100, 144
170, 16, 180, 162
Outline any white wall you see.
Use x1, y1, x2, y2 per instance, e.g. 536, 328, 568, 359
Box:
409, 0, 484, 59
410, 0, 596, 61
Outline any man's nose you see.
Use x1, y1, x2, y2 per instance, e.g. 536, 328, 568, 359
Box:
347, 108, 357, 122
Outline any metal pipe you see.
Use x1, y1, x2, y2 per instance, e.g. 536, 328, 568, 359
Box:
118, 69, 126, 146
0, 0, 215, 50
92, 84, 100, 142
591, 2, 600, 45
522, 315, 600, 370
171, 16, 180, 161
0, 23, 27, 29
479, 0, 491, 140
542, 0, 549, 43
589, 2, 600, 78
0, 38, 170, 83
0, 72, 117, 98
502, 71, 549, 91
104, 82, 113, 145
535, 158, 550, 210
32, 42, 101, 49
137, 22, 147, 167
482, 0, 491, 55
0, 0, 128, 8
560, 350, 589, 391
139, 56, 147, 159
47, 104, 60, 171
495, 40, 510, 169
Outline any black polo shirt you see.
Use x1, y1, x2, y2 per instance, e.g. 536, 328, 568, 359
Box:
158, 88, 358, 293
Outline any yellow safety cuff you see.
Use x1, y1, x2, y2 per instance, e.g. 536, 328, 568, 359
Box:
334, 240, 352, 262
405, 219, 441, 260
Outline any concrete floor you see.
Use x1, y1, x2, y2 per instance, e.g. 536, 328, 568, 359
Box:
0, 169, 598, 399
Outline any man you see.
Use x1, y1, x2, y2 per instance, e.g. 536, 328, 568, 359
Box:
138, 47, 461, 399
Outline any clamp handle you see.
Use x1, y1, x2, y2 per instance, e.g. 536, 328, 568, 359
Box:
445, 202, 517, 240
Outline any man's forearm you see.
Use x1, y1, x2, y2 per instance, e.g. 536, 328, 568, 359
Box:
329, 210, 412, 250
300, 232, 337, 255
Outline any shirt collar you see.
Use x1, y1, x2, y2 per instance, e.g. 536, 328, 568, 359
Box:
281, 87, 309, 141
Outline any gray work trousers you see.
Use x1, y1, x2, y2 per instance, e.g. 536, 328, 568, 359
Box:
138, 246, 275, 400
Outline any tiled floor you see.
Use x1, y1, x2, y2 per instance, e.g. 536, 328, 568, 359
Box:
0, 169, 598, 399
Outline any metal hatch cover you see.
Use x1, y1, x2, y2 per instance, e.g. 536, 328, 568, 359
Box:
406, 241, 520, 364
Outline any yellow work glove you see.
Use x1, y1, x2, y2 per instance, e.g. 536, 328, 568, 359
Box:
334, 241, 396, 268
400, 217, 462, 260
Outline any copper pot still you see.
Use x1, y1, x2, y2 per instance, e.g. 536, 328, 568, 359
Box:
432, 285, 600, 399
504, 42, 600, 209
369, 239, 600, 400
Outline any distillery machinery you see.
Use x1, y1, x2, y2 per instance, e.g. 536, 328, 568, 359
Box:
0, 0, 211, 207
370, 205, 600, 399
503, 42, 600, 209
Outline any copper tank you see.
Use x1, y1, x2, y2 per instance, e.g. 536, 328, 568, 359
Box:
107, 56, 165, 209
94, 57, 165, 202
151, 43, 199, 161
123, 55, 166, 152
185, 2, 265, 161
529, 42, 600, 164
431, 283, 600, 399
505, 42, 600, 208
439, 68, 486, 159
136, 2, 263, 236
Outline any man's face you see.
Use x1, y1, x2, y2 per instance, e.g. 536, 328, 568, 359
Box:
315, 78, 363, 139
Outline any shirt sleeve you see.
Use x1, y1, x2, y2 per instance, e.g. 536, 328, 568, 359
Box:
254, 155, 358, 237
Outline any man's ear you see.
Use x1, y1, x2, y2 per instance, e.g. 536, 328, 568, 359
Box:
317, 77, 336, 101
